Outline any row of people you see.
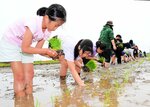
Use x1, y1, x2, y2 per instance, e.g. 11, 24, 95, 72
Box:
98, 20, 145, 66
0, 4, 145, 99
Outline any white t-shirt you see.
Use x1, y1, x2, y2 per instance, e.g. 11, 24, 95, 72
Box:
2, 16, 51, 47
62, 36, 80, 62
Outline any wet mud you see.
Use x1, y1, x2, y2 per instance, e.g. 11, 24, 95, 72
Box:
0, 58, 150, 107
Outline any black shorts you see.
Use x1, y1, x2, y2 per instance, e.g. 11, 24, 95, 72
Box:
98, 49, 113, 63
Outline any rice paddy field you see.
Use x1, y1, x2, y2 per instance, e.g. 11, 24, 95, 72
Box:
0, 56, 150, 107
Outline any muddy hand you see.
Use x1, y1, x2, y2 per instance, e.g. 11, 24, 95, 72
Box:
52, 50, 64, 60
82, 66, 90, 72
79, 80, 86, 87
46, 49, 58, 58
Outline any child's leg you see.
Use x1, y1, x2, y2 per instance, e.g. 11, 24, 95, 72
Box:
23, 63, 34, 95
14, 95, 27, 107
26, 94, 34, 107
111, 54, 116, 65
59, 55, 68, 80
10, 61, 26, 97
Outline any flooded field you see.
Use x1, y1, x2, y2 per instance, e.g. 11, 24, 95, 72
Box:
0, 57, 150, 107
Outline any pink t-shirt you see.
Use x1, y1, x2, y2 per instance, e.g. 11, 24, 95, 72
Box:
3, 16, 51, 47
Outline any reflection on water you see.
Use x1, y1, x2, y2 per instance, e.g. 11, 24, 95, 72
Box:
14, 94, 34, 107
1, 58, 150, 107
51, 59, 147, 107
54, 80, 89, 107
53, 72, 120, 107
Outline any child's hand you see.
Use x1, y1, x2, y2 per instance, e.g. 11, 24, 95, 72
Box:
82, 66, 90, 72
79, 80, 86, 86
46, 49, 58, 58
52, 50, 64, 60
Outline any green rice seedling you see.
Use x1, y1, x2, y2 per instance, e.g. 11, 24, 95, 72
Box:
104, 88, 118, 107
0, 62, 10, 67
50, 96, 57, 106
35, 98, 40, 107
85, 60, 97, 72
146, 57, 150, 61
85, 84, 92, 90
52, 96, 60, 107
64, 88, 71, 96
114, 80, 120, 90
48, 36, 62, 50
104, 90, 111, 107
113, 80, 123, 94
146, 53, 150, 57
123, 70, 130, 83
117, 43, 124, 49
97, 56, 105, 63
138, 59, 144, 66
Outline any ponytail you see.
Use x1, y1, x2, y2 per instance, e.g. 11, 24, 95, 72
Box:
36, 4, 66, 22
36, 7, 48, 16
74, 39, 93, 60
46, 4, 66, 22
74, 39, 83, 60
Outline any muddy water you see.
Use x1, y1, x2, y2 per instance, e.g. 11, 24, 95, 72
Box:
0, 58, 150, 107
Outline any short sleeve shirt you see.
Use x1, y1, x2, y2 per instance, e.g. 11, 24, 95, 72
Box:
3, 16, 51, 47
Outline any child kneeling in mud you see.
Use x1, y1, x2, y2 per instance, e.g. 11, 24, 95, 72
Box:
59, 39, 94, 86
82, 40, 106, 67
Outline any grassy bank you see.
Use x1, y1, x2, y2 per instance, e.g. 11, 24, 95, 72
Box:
0, 53, 149, 67
147, 53, 150, 57
0, 60, 59, 67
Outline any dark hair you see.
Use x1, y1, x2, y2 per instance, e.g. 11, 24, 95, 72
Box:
36, 4, 66, 22
116, 34, 122, 39
46, 4, 66, 22
96, 40, 106, 50
129, 39, 133, 45
74, 39, 83, 60
37, 7, 48, 16
123, 42, 131, 49
74, 39, 93, 60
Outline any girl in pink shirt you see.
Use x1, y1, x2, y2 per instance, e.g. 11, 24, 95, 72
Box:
0, 4, 66, 97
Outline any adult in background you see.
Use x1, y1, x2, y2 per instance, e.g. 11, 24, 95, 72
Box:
98, 21, 116, 68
